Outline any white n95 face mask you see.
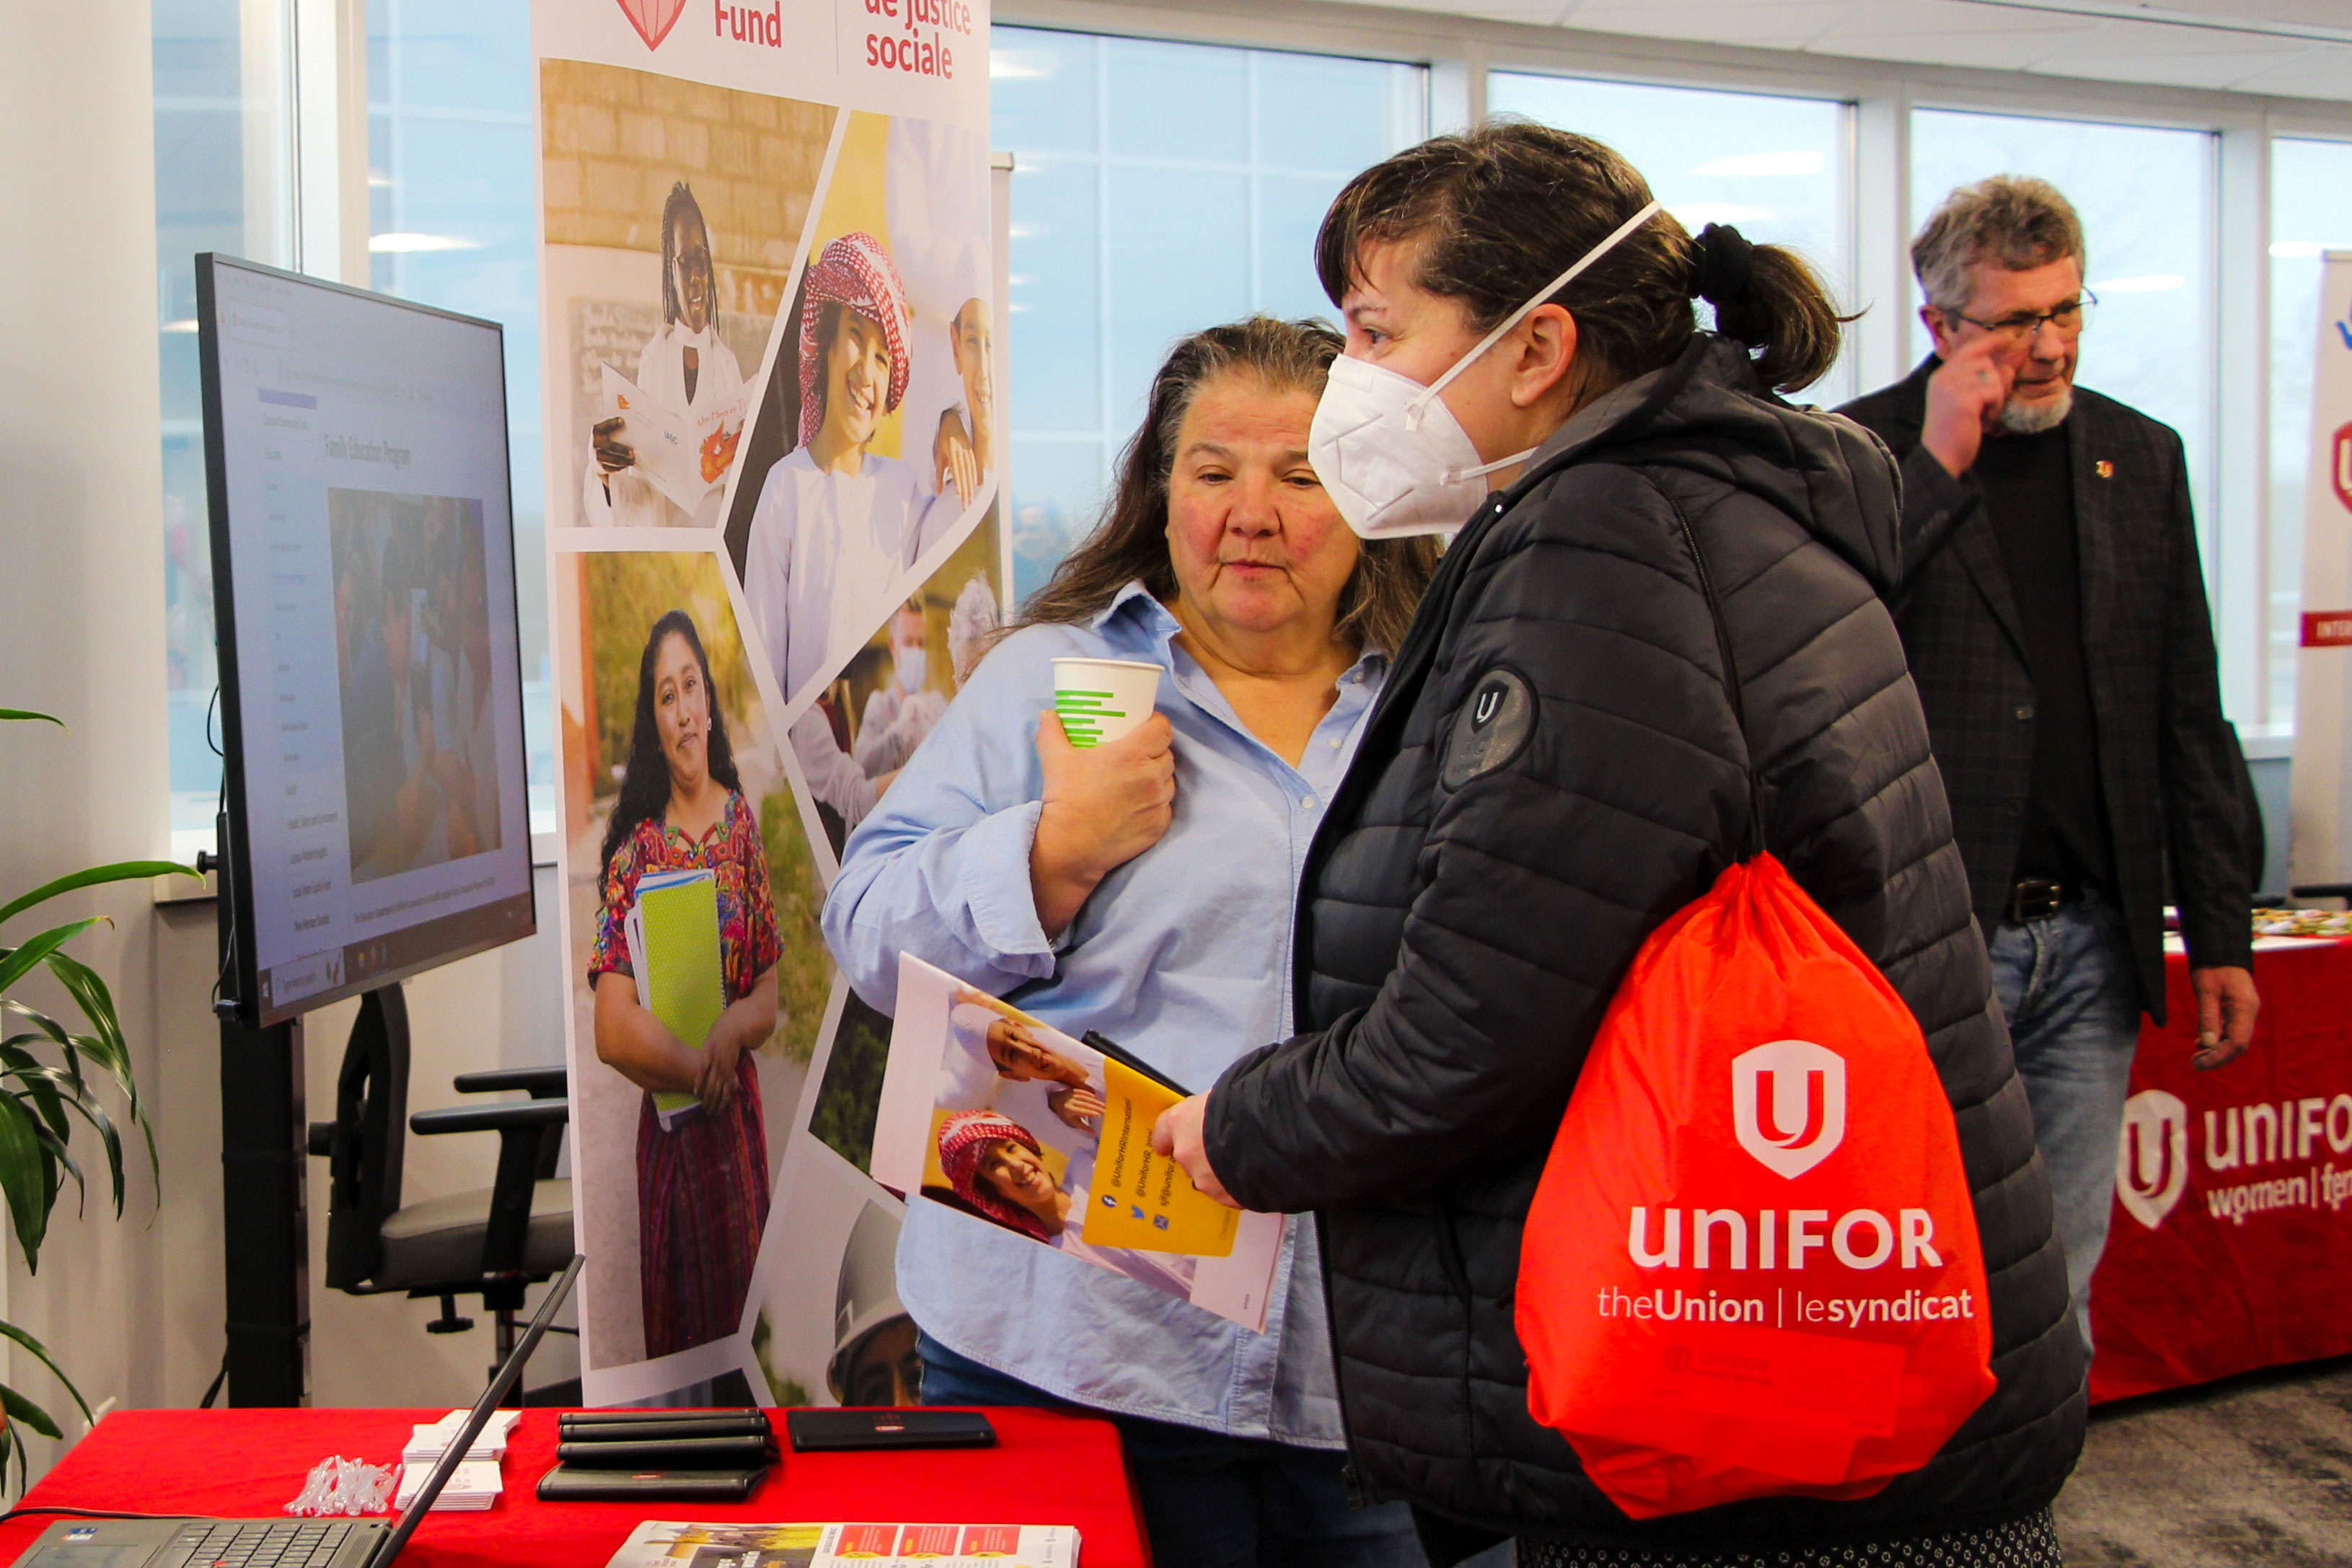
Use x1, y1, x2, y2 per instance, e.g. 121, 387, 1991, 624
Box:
1308, 198, 1663, 540
895, 644, 929, 694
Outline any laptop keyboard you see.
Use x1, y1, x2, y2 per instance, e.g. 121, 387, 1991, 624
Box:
160, 1520, 359, 1568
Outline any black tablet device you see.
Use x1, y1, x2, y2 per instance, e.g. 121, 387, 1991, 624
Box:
555, 1435, 777, 1468
560, 1407, 765, 1429
1080, 1031, 1191, 1096
536, 1464, 770, 1502
556, 1414, 775, 1443
785, 1409, 998, 1452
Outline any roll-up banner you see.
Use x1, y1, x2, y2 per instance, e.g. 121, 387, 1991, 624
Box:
537, 0, 1000, 1405
2290, 252, 2352, 888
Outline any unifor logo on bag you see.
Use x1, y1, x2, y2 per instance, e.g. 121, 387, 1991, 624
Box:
2115, 1089, 2189, 1230
1518, 855, 1997, 1521
1732, 1040, 1846, 1179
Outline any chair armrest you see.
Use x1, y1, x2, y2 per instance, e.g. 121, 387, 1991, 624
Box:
452, 1067, 568, 1098
447, 1072, 573, 1186
410, 1098, 571, 1279
411, 1099, 570, 1137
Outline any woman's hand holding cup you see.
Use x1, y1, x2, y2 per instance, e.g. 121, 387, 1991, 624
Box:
1030, 709, 1175, 938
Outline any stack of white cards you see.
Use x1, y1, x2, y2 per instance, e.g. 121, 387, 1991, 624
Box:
396, 1409, 521, 1512
402, 1408, 520, 1465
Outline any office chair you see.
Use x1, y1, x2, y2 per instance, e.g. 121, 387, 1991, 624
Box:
305, 985, 574, 1365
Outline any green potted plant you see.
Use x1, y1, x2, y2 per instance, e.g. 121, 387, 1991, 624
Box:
0, 706, 196, 1486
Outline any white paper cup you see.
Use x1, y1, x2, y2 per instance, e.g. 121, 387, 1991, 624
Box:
1052, 657, 1162, 748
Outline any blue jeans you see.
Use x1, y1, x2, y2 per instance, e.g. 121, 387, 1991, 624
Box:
916, 1332, 1427, 1568
1986, 891, 2143, 1349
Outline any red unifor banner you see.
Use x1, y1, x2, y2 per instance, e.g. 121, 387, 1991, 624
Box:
2088, 935, 2352, 1402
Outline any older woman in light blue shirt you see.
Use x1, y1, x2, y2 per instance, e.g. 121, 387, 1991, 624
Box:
822, 317, 1435, 1568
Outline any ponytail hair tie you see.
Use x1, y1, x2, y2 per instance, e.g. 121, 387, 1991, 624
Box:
1691, 223, 1755, 307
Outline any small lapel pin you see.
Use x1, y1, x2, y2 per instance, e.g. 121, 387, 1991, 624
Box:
2095, 459, 2114, 479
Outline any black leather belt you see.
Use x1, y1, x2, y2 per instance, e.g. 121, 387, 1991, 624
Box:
2006, 878, 2079, 922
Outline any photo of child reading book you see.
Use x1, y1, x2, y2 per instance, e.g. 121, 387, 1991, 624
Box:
870, 955, 1287, 1332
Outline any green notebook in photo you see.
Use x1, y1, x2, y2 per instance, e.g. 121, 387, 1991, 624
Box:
626, 868, 723, 1130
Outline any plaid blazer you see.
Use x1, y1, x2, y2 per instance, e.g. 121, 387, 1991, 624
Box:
1841, 357, 2252, 1021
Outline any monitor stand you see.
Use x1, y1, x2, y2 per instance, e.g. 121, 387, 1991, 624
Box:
215, 919, 310, 1405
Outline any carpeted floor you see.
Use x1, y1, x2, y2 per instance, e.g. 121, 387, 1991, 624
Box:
2055, 1356, 2352, 1566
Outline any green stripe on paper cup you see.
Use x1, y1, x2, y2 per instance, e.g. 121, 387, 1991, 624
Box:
1051, 656, 1162, 748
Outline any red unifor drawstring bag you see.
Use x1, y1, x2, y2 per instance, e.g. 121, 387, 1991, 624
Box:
1515, 521, 1996, 1521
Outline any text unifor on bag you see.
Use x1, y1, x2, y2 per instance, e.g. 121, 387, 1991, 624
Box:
1611, 1204, 1978, 1329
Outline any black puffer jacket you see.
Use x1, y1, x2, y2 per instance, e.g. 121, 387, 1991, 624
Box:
1204, 337, 2085, 1555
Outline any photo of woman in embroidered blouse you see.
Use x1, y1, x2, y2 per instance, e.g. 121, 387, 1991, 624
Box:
590, 608, 783, 1358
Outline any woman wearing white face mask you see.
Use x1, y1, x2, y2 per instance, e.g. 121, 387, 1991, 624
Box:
1153, 124, 2084, 1567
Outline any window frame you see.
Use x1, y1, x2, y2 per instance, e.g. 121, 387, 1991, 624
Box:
153, 0, 373, 862
215, 0, 2352, 793
989, 24, 1433, 604
1002, 0, 2352, 739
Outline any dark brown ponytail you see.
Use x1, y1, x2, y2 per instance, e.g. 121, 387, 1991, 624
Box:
1704, 232, 1844, 395
1316, 119, 1847, 395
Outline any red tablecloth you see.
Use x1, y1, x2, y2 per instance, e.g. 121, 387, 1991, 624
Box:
0, 1409, 1148, 1567
2088, 935, 2352, 1401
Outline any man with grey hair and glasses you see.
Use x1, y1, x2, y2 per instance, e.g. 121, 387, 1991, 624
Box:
1841, 175, 2257, 1347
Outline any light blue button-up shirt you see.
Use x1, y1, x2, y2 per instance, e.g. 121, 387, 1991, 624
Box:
822, 581, 1383, 1444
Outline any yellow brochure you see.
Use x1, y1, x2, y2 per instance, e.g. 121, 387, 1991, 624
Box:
1080, 1057, 1240, 1257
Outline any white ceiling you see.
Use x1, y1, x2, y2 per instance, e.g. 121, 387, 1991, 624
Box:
1367, 0, 2352, 102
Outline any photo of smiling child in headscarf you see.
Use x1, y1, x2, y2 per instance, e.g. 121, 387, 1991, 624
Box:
932, 1109, 1194, 1296
742, 231, 959, 708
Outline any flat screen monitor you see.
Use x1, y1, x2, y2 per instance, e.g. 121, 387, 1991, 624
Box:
198, 254, 536, 1027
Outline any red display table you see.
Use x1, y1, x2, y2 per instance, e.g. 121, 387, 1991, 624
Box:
0, 1408, 1147, 1567
2089, 936, 2352, 1402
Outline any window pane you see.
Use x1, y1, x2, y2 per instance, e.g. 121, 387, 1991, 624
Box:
369, 0, 550, 830
1486, 73, 1854, 403
992, 27, 1426, 604
2269, 138, 2352, 731
1908, 110, 2218, 591
154, 0, 295, 850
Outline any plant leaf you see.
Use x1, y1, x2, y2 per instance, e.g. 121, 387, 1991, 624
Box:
32, 1075, 115, 1216
0, 920, 105, 998
1, 1004, 69, 1049
0, 862, 197, 932
0, 1096, 53, 1274
19, 1105, 85, 1211
0, 1316, 89, 1429
0, 1380, 64, 1441
1, 1062, 74, 1142
0, 1319, 91, 1425
32, 1138, 80, 1224
46, 953, 129, 1093
0, 710, 63, 728
53, 997, 153, 1192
